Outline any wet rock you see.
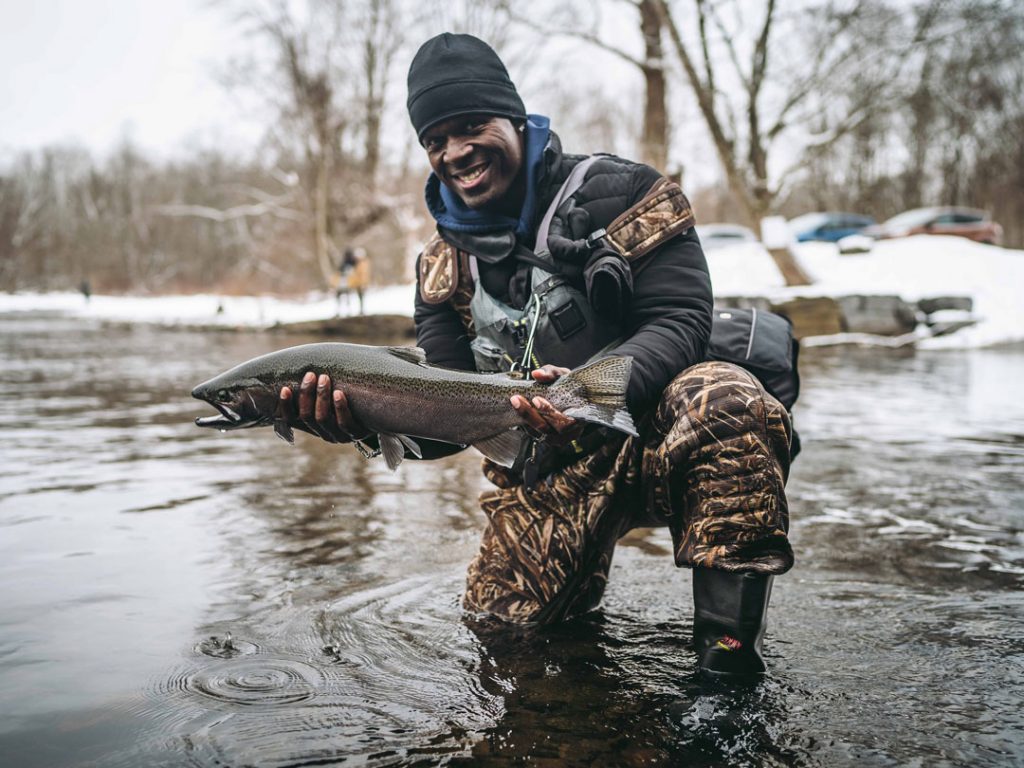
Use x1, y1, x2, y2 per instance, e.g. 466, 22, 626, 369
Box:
836, 295, 918, 336
926, 310, 978, 338
917, 296, 974, 315
770, 296, 844, 339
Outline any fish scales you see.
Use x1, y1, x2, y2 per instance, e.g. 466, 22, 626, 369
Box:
269, 344, 542, 444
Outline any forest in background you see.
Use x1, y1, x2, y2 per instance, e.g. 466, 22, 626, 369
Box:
1, 0, 1021, 294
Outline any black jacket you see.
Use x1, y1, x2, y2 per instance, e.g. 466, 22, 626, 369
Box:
415, 132, 713, 417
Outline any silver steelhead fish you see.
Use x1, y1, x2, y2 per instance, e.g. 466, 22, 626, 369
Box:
192, 343, 637, 469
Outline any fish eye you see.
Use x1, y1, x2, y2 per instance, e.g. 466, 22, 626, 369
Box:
216, 388, 231, 402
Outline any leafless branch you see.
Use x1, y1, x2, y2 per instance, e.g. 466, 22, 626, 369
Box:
504, 6, 647, 69
154, 201, 305, 222
704, 0, 747, 92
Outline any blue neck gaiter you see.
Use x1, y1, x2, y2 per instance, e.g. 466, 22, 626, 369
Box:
425, 114, 550, 238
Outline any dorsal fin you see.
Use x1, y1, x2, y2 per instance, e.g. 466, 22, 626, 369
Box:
386, 346, 428, 366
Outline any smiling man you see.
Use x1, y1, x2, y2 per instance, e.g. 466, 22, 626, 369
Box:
287, 33, 795, 680
422, 116, 524, 209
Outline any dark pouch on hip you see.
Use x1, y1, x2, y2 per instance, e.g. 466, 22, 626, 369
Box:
707, 307, 800, 412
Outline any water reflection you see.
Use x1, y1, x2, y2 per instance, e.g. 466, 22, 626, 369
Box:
452, 610, 812, 767
1, 315, 1022, 767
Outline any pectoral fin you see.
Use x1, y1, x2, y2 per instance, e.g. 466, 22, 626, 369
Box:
396, 434, 422, 459
473, 430, 524, 468
274, 418, 295, 444
379, 433, 406, 470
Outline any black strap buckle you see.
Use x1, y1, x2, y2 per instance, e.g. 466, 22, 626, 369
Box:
586, 228, 608, 249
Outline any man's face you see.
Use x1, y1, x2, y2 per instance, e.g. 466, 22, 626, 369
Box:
421, 115, 524, 209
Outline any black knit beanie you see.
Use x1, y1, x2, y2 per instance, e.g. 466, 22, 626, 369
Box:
407, 33, 526, 139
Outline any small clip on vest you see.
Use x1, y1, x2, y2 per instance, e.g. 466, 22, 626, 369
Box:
522, 438, 541, 491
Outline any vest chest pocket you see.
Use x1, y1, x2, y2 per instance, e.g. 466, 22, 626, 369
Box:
470, 318, 519, 373
549, 299, 586, 340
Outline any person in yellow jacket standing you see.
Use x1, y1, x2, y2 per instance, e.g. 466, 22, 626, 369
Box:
347, 247, 370, 315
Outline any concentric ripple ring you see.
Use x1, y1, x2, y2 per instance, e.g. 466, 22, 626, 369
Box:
179, 657, 324, 708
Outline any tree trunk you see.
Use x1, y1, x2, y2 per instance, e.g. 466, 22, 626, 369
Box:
315, 148, 334, 287
363, 27, 381, 186
653, 0, 811, 286
904, 60, 933, 208
752, 202, 813, 287
639, 0, 669, 172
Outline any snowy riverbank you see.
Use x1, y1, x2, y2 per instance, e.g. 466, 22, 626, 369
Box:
702, 235, 1022, 348
2, 236, 1021, 348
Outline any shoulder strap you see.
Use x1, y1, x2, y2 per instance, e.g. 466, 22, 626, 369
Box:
534, 155, 602, 254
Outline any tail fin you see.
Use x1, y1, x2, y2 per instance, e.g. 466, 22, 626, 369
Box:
550, 356, 638, 437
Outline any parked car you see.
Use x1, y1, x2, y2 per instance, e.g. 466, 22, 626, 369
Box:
868, 206, 1003, 246
788, 212, 876, 243
695, 223, 759, 250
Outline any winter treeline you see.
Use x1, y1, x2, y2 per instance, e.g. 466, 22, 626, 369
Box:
1, 0, 1021, 294
783, 0, 1024, 246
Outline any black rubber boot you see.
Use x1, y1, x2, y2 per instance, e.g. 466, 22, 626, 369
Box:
692, 569, 773, 680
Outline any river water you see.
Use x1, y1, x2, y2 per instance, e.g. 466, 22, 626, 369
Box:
1, 312, 1022, 767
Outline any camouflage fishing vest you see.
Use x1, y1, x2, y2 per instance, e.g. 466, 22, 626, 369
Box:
418, 157, 696, 373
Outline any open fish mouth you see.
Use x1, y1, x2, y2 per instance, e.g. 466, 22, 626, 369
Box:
194, 401, 245, 429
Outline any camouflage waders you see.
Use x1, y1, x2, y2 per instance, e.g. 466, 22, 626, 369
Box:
463, 360, 794, 624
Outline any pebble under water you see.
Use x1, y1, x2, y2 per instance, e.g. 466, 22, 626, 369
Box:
0, 312, 1022, 767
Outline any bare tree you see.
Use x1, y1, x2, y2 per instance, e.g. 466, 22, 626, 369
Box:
431, 0, 518, 51
498, 0, 671, 171
353, 0, 406, 187
213, 1, 351, 285
785, 0, 1024, 248
652, 0, 912, 282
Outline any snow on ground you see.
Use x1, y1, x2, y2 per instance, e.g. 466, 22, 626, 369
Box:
1, 235, 1021, 348
701, 242, 789, 293
0, 283, 418, 328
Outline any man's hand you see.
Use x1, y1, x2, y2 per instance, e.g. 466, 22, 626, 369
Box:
279, 372, 369, 444
510, 365, 581, 443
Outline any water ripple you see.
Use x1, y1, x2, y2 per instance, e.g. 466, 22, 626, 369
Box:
128, 574, 502, 766
162, 656, 324, 709
195, 634, 261, 659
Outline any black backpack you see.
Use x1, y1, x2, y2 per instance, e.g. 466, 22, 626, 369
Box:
707, 307, 801, 457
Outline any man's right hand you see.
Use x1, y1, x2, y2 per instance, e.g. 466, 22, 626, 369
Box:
279, 372, 369, 444
510, 365, 583, 447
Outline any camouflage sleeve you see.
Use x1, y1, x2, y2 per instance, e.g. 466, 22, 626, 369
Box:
413, 253, 476, 372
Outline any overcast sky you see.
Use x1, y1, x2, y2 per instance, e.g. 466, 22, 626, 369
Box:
0, 0, 724, 183
0, 0, 261, 157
